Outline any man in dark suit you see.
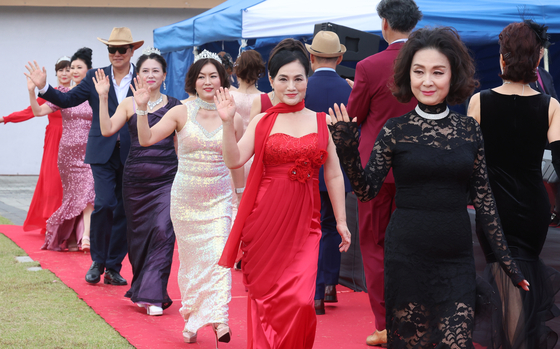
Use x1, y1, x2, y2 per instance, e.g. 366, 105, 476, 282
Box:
305, 30, 352, 316
346, 0, 422, 345
28, 27, 143, 286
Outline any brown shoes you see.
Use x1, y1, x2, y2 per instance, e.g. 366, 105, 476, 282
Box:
314, 299, 325, 315
324, 285, 338, 303
366, 329, 387, 347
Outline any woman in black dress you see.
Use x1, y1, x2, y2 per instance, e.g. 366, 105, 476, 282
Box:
468, 21, 560, 348
329, 27, 529, 348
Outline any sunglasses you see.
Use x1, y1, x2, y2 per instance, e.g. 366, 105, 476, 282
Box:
107, 46, 131, 54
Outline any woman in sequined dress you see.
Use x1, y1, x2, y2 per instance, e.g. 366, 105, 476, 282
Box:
1, 57, 71, 234
217, 39, 351, 349
136, 50, 244, 345
27, 48, 95, 252
93, 50, 181, 317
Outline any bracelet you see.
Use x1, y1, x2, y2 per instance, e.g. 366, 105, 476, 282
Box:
235, 187, 245, 194
137, 109, 148, 116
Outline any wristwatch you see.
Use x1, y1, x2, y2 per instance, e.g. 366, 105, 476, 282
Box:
235, 187, 245, 194
137, 109, 148, 116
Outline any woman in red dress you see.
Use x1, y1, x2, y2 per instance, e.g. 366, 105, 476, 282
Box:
217, 39, 351, 349
0, 57, 71, 233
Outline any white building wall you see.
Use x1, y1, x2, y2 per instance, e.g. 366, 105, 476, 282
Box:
0, 6, 202, 174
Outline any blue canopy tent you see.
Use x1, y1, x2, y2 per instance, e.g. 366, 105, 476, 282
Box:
154, 0, 560, 102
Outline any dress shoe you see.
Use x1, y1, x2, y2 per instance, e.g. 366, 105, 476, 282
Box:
146, 305, 163, 316
213, 323, 231, 344
325, 285, 338, 303
183, 331, 197, 343
550, 212, 560, 226
314, 299, 325, 315
81, 236, 90, 253
85, 262, 104, 284
366, 329, 387, 347
104, 269, 127, 286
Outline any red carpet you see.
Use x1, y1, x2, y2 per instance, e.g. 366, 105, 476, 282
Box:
1, 225, 375, 348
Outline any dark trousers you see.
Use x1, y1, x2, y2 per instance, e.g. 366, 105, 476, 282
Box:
315, 191, 346, 300
89, 145, 128, 272
358, 182, 396, 330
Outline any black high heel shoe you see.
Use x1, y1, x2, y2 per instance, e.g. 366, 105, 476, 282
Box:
212, 323, 231, 347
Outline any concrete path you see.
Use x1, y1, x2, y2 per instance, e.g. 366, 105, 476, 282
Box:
0, 175, 37, 225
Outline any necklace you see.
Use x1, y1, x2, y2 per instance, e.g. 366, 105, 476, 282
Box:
147, 94, 163, 110
195, 98, 217, 110
503, 80, 530, 96
415, 105, 449, 120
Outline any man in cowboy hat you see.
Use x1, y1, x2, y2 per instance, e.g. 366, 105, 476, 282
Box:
345, 0, 421, 345
305, 30, 352, 316
29, 27, 144, 286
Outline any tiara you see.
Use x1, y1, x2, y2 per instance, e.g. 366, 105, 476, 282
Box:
56, 56, 71, 64
194, 49, 221, 64
142, 47, 161, 56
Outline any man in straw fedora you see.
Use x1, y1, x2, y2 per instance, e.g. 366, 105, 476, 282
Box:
305, 30, 352, 316
27, 27, 144, 286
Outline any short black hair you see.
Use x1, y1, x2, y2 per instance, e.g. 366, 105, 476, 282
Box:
71, 47, 93, 69
377, 0, 422, 33
392, 27, 479, 105
267, 39, 309, 79
184, 58, 230, 95
137, 53, 167, 73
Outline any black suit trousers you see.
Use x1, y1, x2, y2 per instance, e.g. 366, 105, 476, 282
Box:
90, 144, 128, 272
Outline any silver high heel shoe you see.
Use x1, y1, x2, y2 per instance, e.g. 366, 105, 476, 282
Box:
183, 330, 197, 343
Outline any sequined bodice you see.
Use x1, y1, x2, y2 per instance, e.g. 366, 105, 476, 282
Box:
46, 86, 92, 146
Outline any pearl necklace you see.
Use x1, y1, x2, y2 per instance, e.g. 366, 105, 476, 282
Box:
195, 98, 217, 110
147, 94, 163, 110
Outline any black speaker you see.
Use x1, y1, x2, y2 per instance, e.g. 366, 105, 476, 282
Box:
313, 22, 381, 79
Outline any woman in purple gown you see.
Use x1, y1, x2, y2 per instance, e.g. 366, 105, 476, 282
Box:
28, 48, 95, 252
94, 48, 181, 316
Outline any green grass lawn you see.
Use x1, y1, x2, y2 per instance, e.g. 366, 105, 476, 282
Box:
0, 218, 133, 348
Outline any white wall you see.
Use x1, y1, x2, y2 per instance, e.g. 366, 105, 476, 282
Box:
0, 6, 203, 174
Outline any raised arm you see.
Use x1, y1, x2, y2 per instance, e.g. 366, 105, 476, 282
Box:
216, 87, 256, 169
328, 103, 392, 202
27, 77, 53, 116
469, 121, 528, 290
2, 97, 50, 124
230, 113, 246, 203
93, 69, 129, 137
324, 113, 352, 252
25, 61, 89, 108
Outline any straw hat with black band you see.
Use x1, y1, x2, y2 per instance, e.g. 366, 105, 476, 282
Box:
97, 27, 144, 50
305, 31, 346, 58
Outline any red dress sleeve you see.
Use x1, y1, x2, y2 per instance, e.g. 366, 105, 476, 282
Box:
3, 98, 47, 123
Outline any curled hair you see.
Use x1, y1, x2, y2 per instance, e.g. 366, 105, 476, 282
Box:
184, 58, 230, 95
71, 47, 93, 69
136, 53, 167, 73
234, 50, 265, 85
499, 21, 543, 83
392, 27, 479, 105
268, 39, 310, 79
377, 0, 423, 33
54, 58, 70, 72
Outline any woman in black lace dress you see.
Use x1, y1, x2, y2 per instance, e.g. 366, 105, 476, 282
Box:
468, 21, 560, 348
329, 27, 529, 348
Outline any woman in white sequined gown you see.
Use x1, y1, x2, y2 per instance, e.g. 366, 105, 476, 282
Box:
136, 52, 244, 345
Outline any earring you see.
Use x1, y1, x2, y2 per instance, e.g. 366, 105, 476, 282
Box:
163, 81, 167, 90
271, 91, 275, 101
196, 92, 199, 99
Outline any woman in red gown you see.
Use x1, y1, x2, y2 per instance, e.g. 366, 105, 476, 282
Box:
0, 57, 71, 233
217, 39, 351, 349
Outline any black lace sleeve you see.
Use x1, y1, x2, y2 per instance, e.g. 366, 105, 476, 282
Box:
468, 121, 525, 286
329, 120, 394, 202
